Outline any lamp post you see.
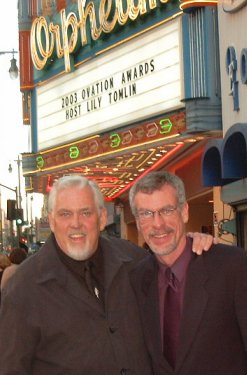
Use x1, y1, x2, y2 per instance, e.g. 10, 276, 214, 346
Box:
0, 49, 19, 79
8, 155, 23, 245
8, 155, 22, 210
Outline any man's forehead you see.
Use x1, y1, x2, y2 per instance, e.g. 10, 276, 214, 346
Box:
55, 186, 95, 206
136, 184, 176, 196
135, 186, 177, 204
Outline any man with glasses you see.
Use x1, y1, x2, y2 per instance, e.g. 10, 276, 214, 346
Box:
129, 171, 247, 374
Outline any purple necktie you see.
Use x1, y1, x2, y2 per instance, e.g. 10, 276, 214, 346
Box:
163, 268, 181, 368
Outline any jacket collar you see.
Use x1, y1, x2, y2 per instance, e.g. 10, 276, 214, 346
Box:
33, 234, 136, 312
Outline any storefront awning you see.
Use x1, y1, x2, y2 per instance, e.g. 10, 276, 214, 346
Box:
202, 123, 247, 186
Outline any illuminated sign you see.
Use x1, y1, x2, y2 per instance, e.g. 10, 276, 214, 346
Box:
34, 112, 186, 171
37, 19, 183, 150
31, 0, 174, 73
180, 0, 217, 12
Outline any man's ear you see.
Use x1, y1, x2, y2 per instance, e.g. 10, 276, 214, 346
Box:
135, 219, 141, 232
99, 208, 108, 231
182, 202, 189, 224
48, 212, 54, 232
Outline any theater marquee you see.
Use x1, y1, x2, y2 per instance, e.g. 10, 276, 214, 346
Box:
37, 19, 183, 150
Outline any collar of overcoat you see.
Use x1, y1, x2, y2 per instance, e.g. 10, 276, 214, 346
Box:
32, 234, 139, 313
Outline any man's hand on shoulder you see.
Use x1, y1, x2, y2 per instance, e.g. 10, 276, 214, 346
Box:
187, 232, 218, 255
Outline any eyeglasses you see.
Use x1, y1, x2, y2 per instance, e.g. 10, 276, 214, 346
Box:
136, 206, 178, 222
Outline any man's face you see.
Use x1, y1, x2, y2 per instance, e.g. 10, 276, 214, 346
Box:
48, 185, 107, 260
134, 184, 189, 264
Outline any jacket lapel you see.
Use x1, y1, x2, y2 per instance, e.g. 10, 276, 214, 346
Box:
142, 260, 162, 354
64, 270, 104, 312
176, 255, 208, 371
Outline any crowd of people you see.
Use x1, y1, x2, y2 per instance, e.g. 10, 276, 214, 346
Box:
0, 171, 246, 374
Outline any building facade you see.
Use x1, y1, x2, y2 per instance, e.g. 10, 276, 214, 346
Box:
19, 0, 221, 243
203, 1, 247, 248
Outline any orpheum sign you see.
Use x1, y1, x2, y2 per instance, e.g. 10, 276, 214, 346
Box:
30, 0, 179, 73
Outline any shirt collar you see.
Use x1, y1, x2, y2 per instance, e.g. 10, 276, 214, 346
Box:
158, 237, 192, 283
53, 234, 103, 277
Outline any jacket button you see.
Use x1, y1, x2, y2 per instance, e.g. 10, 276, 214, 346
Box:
109, 327, 117, 333
120, 368, 130, 374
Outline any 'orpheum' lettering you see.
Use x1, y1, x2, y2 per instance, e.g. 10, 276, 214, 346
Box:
30, 0, 171, 73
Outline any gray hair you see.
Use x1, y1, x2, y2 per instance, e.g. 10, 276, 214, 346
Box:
129, 171, 186, 215
48, 175, 105, 213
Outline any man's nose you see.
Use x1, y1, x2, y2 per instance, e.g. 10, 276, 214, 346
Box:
70, 213, 81, 227
152, 211, 164, 226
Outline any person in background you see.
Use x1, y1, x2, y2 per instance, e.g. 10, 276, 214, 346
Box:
0, 175, 215, 375
129, 171, 247, 375
19, 241, 29, 254
1, 247, 27, 290
0, 253, 11, 305
0, 253, 11, 283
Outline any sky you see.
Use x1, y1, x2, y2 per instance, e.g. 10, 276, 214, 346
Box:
0, 1, 42, 220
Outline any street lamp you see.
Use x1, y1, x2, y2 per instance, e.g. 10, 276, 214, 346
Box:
8, 155, 22, 210
8, 155, 23, 245
0, 49, 19, 80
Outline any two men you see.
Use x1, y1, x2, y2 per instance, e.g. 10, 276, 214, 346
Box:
129, 171, 247, 374
0, 174, 214, 374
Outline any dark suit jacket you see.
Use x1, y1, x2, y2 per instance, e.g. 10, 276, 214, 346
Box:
131, 243, 247, 374
0, 235, 153, 375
